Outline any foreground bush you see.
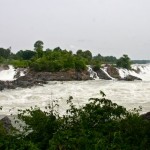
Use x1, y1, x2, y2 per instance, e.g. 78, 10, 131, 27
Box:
0, 93, 150, 150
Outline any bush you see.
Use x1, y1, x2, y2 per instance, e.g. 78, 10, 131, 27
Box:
10, 60, 29, 68
117, 54, 132, 69
75, 58, 86, 71
92, 65, 100, 72
31, 58, 49, 71
1, 93, 150, 149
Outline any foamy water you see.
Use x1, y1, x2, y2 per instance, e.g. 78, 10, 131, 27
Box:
0, 65, 16, 81
0, 64, 150, 115
0, 80, 150, 115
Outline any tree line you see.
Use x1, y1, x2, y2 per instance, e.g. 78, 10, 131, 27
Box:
0, 40, 132, 70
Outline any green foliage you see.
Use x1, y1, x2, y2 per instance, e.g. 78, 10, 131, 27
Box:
16, 50, 36, 60
31, 58, 49, 71
0, 41, 134, 73
132, 60, 150, 64
117, 54, 132, 69
93, 53, 117, 64
92, 65, 100, 72
0, 93, 150, 149
10, 60, 29, 68
63, 57, 75, 70
34, 40, 44, 58
91, 59, 101, 71
0, 48, 11, 59
31, 46, 87, 72
74, 58, 86, 71
76, 50, 92, 62
0, 56, 5, 64
17, 106, 60, 150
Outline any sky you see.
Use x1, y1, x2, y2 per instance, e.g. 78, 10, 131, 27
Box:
0, 0, 150, 59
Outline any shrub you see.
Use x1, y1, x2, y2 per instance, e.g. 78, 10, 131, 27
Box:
117, 54, 132, 69
75, 58, 86, 71
0, 93, 150, 149
10, 60, 29, 68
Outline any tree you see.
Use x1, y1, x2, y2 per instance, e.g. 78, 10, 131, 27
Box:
93, 54, 117, 64
16, 50, 35, 60
76, 49, 83, 57
76, 50, 92, 61
0, 48, 11, 59
117, 54, 131, 69
34, 40, 44, 58
74, 58, 86, 71
83, 50, 92, 61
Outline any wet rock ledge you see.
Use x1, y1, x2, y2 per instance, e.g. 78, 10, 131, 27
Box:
0, 69, 91, 90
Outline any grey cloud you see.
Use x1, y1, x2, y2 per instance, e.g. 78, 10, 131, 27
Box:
0, 0, 150, 59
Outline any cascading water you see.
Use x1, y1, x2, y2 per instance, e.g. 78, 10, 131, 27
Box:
88, 64, 150, 81
87, 66, 114, 80
133, 64, 150, 81
0, 65, 25, 81
87, 66, 99, 80
117, 64, 150, 81
0, 65, 16, 81
100, 67, 115, 80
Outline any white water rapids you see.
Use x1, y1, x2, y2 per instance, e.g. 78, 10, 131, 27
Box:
0, 65, 16, 81
0, 64, 150, 115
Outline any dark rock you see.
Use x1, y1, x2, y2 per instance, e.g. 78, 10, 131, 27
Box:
13, 76, 48, 88
0, 64, 9, 71
141, 112, 150, 120
25, 69, 91, 81
0, 81, 5, 91
95, 68, 112, 80
14, 70, 20, 79
0, 116, 12, 133
14, 68, 28, 79
0, 68, 91, 90
106, 65, 120, 79
123, 75, 142, 81
133, 68, 141, 74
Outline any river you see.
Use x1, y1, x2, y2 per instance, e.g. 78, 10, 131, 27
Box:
0, 64, 150, 115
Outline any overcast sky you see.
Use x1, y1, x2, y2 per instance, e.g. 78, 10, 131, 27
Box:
0, 0, 150, 59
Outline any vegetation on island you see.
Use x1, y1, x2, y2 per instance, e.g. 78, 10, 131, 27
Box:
116, 54, 132, 70
132, 60, 150, 64
0, 93, 149, 150
0, 40, 133, 71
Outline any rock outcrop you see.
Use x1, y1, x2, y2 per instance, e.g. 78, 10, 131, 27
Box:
0, 64, 9, 71
106, 65, 120, 79
141, 112, 150, 120
103, 65, 142, 81
0, 116, 12, 133
0, 64, 145, 91
0, 69, 91, 90
120, 75, 142, 81
26, 70, 90, 81
95, 69, 112, 80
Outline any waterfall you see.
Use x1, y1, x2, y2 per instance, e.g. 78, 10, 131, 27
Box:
87, 66, 114, 80
87, 66, 99, 80
0, 65, 25, 81
100, 67, 115, 80
0, 65, 16, 81
88, 64, 150, 81
117, 64, 150, 81
133, 64, 150, 81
